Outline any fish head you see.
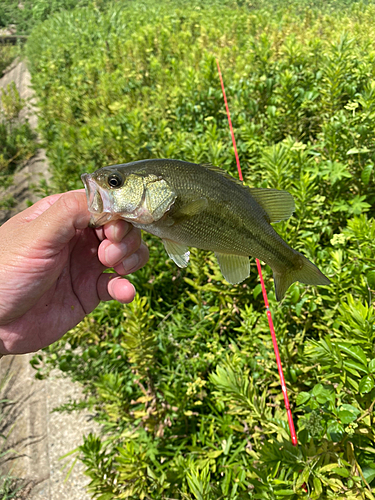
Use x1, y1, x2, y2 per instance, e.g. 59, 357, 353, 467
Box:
81, 165, 176, 228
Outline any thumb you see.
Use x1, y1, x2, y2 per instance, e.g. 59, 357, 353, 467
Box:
27, 191, 91, 253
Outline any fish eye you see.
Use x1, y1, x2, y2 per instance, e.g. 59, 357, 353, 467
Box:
107, 173, 123, 188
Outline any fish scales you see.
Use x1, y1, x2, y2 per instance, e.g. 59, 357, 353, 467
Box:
135, 161, 295, 267
82, 159, 330, 300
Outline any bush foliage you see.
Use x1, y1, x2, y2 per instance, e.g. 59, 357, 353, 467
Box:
27, 1, 375, 498
0, 79, 38, 204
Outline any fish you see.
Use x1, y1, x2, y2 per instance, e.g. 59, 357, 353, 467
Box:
81, 159, 330, 300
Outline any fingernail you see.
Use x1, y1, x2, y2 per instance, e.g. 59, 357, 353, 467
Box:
122, 253, 139, 273
105, 242, 128, 265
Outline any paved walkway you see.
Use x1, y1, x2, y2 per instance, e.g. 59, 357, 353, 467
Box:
0, 356, 96, 499
0, 60, 97, 499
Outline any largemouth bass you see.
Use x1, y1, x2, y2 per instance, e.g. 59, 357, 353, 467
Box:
81, 159, 330, 300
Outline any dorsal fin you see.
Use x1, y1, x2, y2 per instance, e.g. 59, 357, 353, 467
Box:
248, 188, 295, 223
199, 164, 295, 223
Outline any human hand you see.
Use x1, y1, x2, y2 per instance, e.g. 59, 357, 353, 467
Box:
0, 191, 149, 355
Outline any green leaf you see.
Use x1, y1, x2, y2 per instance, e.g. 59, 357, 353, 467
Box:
359, 375, 374, 394
97, 494, 115, 500
369, 359, 375, 373
275, 490, 295, 496
338, 404, 361, 424
362, 467, 375, 484
298, 428, 309, 445
332, 467, 350, 478
361, 164, 373, 185
296, 467, 309, 489
346, 147, 371, 154
343, 359, 368, 374
295, 301, 303, 316
338, 343, 368, 366
108, 101, 126, 112
312, 384, 325, 397
313, 477, 322, 496
320, 463, 343, 473
349, 195, 371, 215
296, 392, 310, 406
207, 449, 223, 459
327, 420, 345, 441
311, 384, 334, 404
367, 270, 375, 290
253, 283, 262, 299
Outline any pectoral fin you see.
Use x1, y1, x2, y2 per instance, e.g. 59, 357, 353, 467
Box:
249, 188, 295, 223
215, 253, 250, 284
173, 197, 208, 219
163, 239, 190, 268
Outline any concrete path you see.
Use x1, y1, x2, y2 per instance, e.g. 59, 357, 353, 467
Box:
0, 356, 96, 499
0, 60, 97, 499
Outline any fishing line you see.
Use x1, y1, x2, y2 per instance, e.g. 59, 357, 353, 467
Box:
216, 59, 298, 446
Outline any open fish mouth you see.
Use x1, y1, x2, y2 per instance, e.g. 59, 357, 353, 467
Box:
81, 173, 115, 214
81, 173, 118, 227
81, 173, 102, 213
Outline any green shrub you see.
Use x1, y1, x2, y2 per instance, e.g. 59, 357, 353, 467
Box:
28, 1, 375, 498
0, 0, 112, 34
0, 82, 38, 193
0, 44, 18, 78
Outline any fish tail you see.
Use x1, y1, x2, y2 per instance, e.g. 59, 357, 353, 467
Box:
273, 252, 331, 301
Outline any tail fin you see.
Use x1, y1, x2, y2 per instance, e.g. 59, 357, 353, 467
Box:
273, 253, 331, 301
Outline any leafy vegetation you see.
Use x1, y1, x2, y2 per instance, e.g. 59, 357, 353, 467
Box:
0, 44, 18, 78
0, 0, 108, 35
27, 0, 375, 498
0, 81, 38, 202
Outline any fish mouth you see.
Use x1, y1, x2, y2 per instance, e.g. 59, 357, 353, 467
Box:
81, 173, 107, 213
81, 173, 115, 229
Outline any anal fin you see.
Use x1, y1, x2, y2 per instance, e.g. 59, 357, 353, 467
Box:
215, 253, 250, 284
163, 239, 190, 268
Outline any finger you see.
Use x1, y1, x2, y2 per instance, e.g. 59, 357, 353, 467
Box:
113, 242, 149, 275
103, 220, 133, 243
97, 273, 117, 302
98, 227, 142, 267
9, 189, 87, 225
22, 192, 91, 253
95, 226, 105, 242
97, 275, 136, 303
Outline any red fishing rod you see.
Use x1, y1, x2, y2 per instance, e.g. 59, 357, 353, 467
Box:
216, 59, 298, 446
